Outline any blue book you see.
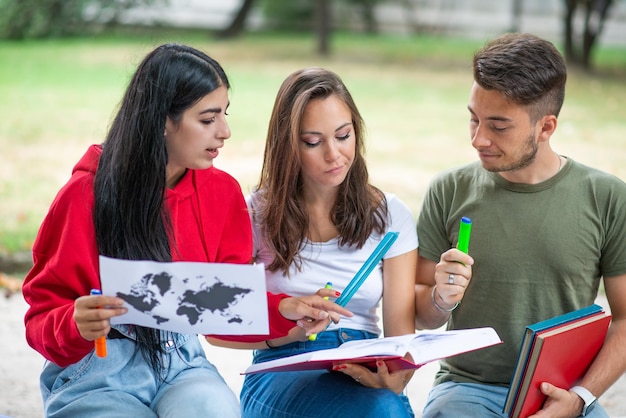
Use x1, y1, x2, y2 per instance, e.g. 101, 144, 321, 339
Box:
503, 304, 604, 414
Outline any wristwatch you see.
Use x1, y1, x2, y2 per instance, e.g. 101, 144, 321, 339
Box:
570, 385, 597, 416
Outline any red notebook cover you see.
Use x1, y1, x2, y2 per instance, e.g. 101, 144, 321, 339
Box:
244, 355, 419, 374
510, 313, 611, 418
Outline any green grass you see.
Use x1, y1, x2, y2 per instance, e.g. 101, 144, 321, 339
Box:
0, 30, 625, 253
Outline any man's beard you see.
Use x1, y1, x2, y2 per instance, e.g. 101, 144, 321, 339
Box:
486, 132, 538, 173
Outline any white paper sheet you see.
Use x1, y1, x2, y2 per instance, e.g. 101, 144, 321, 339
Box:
99, 256, 268, 335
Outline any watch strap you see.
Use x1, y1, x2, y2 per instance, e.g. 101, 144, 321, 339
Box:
570, 385, 597, 416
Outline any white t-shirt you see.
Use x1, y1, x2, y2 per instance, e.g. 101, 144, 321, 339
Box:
246, 192, 418, 335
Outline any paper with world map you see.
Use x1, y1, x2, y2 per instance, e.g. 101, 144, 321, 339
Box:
99, 256, 268, 335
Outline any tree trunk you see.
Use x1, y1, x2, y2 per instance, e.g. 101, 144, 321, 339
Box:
316, 0, 331, 56
216, 0, 257, 39
581, 0, 613, 68
354, 0, 378, 34
510, 0, 523, 32
564, 0, 577, 63
563, 0, 614, 70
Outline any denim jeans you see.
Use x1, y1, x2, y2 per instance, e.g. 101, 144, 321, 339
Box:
240, 328, 414, 418
40, 326, 239, 417
421, 381, 609, 418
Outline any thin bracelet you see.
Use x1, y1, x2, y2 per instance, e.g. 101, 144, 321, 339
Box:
265, 339, 275, 349
431, 285, 460, 312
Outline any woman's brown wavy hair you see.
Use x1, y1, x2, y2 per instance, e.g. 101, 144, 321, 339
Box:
255, 67, 387, 274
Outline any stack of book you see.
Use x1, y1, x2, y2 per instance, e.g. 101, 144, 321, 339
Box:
504, 304, 611, 418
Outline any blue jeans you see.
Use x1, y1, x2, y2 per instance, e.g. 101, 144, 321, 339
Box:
40, 326, 239, 417
240, 329, 414, 418
421, 381, 609, 418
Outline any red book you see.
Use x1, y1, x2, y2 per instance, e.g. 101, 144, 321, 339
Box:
504, 304, 604, 414
509, 311, 611, 418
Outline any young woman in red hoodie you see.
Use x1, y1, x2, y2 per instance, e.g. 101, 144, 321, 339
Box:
22, 43, 349, 417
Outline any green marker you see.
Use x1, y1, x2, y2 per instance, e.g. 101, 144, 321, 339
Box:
457, 217, 472, 254
308, 282, 333, 341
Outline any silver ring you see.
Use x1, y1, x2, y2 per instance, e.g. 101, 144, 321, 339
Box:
355, 376, 361, 382
448, 274, 455, 285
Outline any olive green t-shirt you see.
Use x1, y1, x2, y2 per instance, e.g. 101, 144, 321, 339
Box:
417, 158, 626, 386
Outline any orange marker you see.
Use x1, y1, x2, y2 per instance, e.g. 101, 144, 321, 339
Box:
90, 289, 107, 357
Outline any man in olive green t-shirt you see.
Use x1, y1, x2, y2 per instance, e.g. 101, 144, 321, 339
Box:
415, 33, 626, 418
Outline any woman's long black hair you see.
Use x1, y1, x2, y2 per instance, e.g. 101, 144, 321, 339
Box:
94, 43, 229, 374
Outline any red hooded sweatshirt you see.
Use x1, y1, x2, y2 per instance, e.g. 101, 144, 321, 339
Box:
23, 145, 293, 367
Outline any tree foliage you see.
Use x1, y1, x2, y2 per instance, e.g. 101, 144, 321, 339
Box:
261, 0, 315, 31
258, 0, 382, 55
0, 0, 166, 39
0, 0, 87, 39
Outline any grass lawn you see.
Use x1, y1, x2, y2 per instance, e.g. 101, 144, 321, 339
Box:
0, 30, 625, 254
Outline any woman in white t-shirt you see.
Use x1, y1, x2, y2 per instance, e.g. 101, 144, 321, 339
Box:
211, 67, 417, 418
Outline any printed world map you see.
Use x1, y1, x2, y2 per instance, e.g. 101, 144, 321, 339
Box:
116, 271, 253, 327
101, 256, 268, 335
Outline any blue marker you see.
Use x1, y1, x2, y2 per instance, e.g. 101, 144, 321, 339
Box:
335, 231, 399, 307
308, 233, 398, 340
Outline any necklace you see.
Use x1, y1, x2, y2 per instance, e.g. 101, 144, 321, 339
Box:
556, 152, 563, 172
